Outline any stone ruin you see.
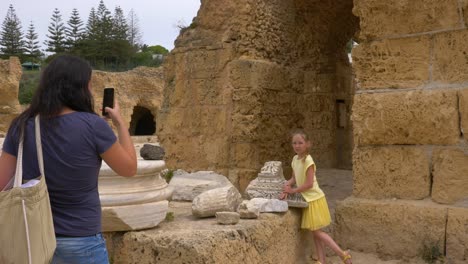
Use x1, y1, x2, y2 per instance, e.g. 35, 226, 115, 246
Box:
156, 0, 468, 262
0, 57, 22, 135
2, 0, 468, 262
91, 67, 164, 136
245, 161, 307, 208
158, 0, 357, 193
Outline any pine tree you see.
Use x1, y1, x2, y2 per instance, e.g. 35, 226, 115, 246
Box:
112, 6, 128, 40
96, 0, 113, 41
45, 8, 66, 53
0, 4, 24, 58
65, 8, 84, 50
24, 21, 41, 61
127, 9, 142, 50
85, 7, 99, 40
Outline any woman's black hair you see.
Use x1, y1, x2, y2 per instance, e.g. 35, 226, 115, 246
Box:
9, 55, 95, 136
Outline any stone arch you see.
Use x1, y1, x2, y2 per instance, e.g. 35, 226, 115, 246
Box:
129, 105, 156, 136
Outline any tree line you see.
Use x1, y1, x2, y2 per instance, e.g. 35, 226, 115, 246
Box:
0, 0, 168, 71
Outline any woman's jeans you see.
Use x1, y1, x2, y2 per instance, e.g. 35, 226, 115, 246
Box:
51, 233, 109, 264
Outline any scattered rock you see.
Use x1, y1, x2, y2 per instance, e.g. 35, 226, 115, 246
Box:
140, 144, 165, 160
237, 200, 260, 219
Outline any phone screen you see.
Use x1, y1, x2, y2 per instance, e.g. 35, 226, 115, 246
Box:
102, 88, 114, 116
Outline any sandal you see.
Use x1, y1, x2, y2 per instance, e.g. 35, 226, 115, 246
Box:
342, 250, 352, 264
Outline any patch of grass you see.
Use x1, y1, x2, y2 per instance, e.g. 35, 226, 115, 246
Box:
162, 169, 174, 183
165, 212, 174, 222
421, 240, 444, 264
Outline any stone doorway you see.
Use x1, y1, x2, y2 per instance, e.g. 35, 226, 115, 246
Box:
129, 106, 156, 136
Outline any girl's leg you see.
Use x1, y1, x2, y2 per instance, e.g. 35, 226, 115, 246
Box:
314, 230, 351, 263
312, 231, 326, 264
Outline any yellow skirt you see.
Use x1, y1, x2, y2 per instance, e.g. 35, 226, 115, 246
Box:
301, 196, 331, 231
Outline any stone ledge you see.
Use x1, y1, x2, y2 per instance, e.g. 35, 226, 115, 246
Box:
104, 202, 302, 264
334, 198, 447, 260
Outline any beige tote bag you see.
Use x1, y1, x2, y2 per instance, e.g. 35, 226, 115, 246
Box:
0, 116, 56, 264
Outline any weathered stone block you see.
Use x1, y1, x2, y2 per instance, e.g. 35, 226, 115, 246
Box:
433, 30, 468, 83
352, 37, 430, 89
106, 202, 302, 264
352, 90, 459, 145
101, 201, 168, 232
192, 186, 242, 218
334, 198, 447, 259
194, 78, 230, 106
446, 207, 468, 264
354, 0, 460, 39
353, 146, 430, 199
461, 89, 468, 141
432, 149, 468, 204
216, 212, 240, 225
248, 198, 288, 213
169, 171, 233, 201
464, 0, 468, 27
231, 143, 259, 169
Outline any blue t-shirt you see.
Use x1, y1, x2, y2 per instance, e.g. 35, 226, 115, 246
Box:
2, 112, 117, 236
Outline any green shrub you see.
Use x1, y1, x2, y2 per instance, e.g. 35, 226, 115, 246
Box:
18, 70, 41, 104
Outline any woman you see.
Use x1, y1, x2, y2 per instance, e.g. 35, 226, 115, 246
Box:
0, 55, 137, 263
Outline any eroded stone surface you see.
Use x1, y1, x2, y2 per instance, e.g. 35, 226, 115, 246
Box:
446, 207, 468, 264
0, 57, 22, 134
459, 89, 468, 141
105, 202, 302, 264
432, 149, 468, 204
354, 0, 460, 39
216, 212, 240, 225
353, 146, 430, 199
352, 90, 459, 146
433, 31, 468, 84
140, 144, 165, 160
192, 186, 242, 218
334, 198, 447, 259
169, 171, 233, 201
352, 37, 430, 90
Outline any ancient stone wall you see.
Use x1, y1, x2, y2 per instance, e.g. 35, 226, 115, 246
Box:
334, 1, 468, 262
91, 67, 164, 136
0, 57, 22, 135
159, 0, 358, 190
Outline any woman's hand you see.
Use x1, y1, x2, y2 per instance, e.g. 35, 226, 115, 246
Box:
104, 100, 124, 128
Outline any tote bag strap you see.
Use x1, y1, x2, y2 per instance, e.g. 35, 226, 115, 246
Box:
13, 129, 25, 188
12, 115, 44, 188
34, 115, 45, 176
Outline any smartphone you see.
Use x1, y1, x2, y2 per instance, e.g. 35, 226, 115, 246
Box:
102, 88, 114, 116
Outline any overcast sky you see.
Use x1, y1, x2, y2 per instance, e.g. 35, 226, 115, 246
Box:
2, 0, 201, 51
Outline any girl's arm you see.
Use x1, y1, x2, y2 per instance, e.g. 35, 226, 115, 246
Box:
0, 152, 17, 190
285, 170, 296, 186
285, 165, 315, 194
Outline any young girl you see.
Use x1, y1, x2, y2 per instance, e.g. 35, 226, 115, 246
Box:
280, 130, 352, 264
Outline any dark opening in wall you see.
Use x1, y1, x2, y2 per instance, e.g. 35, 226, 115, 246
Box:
129, 106, 156, 135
